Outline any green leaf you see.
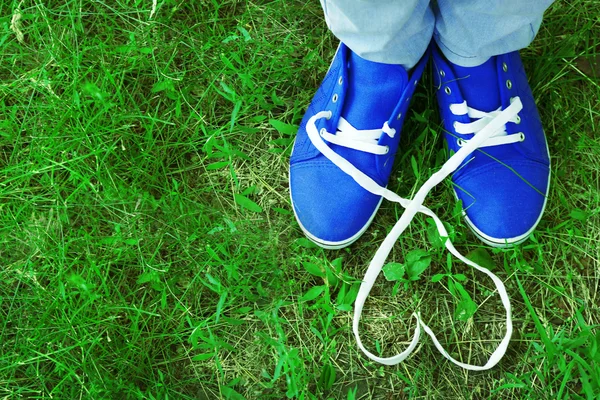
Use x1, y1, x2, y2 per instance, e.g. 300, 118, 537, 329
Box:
219, 81, 236, 98
325, 266, 339, 288
215, 291, 228, 323
427, 218, 454, 248
331, 257, 343, 273
590, 330, 600, 363
318, 363, 336, 390
435, 147, 446, 167
405, 249, 431, 281
271, 90, 285, 106
455, 298, 477, 321
221, 316, 246, 326
453, 282, 477, 321
569, 208, 589, 221
413, 110, 427, 123
272, 207, 291, 215
189, 327, 207, 349
382, 262, 405, 281
448, 279, 456, 297
220, 385, 247, 400
251, 115, 267, 123
136, 271, 158, 285
269, 119, 298, 135
241, 185, 257, 195
151, 80, 174, 93
234, 194, 263, 213
453, 274, 467, 281
302, 262, 324, 278
82, 82, 105, 101
206, 161, 229, 170
237, 25, 252, 42
230, 99, 242, 132
452, 199, 464, 218
347, 386, 358, 400
270, 137, 292, 147
294, 237, 318, 248
192, 353, 215, 361
410, 155, 419, 178
335, 283, 347, 306
343, 283, 360, 305
466, 248, 495, 271
300, 285, 325, 302
326, 258, 342, 287
220, 54, 238, 72
431, 273, 446, 283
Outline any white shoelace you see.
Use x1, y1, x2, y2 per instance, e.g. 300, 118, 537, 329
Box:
306, 97, 524, 370
450, 99, 524, 147
320, 116, 396, 155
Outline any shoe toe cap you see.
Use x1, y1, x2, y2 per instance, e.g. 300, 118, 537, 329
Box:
290, 162, 382, 246
455, 160, 550, 244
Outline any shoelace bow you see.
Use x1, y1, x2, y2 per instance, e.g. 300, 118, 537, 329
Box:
308, 97, 523, 370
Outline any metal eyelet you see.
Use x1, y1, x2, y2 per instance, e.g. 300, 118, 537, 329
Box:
502, 62, 508, 72
519, 132, 525, 141
384, 146, 390, 154
445, 86, 451, 95
440, 69, 446, 77
397, 112, 402, 120
515, 115, 521, 124
457, 139, 465, 147
338, 76, 343, 85
326, 111, 332, 120
332, 94, 338, 103
320, 128, 326, 136
506, 80, 512, 89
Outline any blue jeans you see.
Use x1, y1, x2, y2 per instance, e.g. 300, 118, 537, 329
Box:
319, 0, 554, 68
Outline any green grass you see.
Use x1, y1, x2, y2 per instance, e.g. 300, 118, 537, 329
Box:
1, 0, 599, 398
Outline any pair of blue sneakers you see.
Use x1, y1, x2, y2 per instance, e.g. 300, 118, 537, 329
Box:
289, 43, 550, 249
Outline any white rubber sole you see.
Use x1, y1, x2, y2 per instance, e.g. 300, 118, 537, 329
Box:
290, 191, 384, 250
463, 183, 549, 248
458, 138, 552, 248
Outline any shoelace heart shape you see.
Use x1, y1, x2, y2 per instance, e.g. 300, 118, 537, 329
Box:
305, 97, 523, 370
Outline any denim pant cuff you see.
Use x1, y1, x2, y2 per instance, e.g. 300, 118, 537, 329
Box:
434, 35, 490, 67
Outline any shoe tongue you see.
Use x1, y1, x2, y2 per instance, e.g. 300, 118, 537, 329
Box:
340, 51, 408, 130
451, 58, 500, 113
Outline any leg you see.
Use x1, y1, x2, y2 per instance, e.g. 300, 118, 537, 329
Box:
432, 0, 555, 246
434, 0, 554, 66
290, 1, 433, 248
320, 0, 433, 68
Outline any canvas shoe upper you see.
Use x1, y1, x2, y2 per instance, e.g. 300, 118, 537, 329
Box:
290, 43, 429, 249
432, 46, 551, 247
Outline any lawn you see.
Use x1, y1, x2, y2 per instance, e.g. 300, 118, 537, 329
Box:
1, 0, 599, 399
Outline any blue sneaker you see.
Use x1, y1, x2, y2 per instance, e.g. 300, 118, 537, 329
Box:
432, 46, 550, 247
290, 44, 429, 249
